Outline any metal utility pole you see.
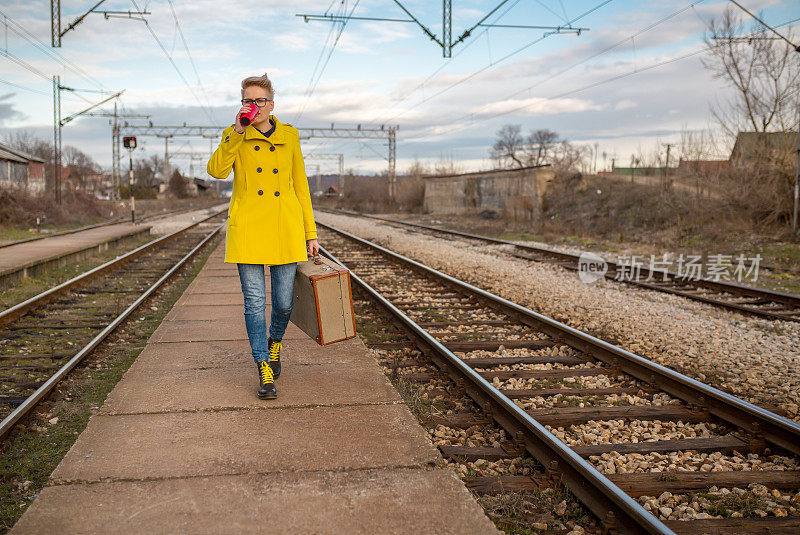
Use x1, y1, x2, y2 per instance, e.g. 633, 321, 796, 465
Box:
53, 86, 124, 203
112, 101, 119, 199
52, 75, 61, 203
84, 109, 149, 200
388, 128, 397, 198
50, 0, 150, 47
297, 3, 589, 58
338, 153, 344, 193
308, 164, 322, 194
664, 143, 673, 191
120, 122, 399, 197
305, 153, 345, 194
123, 136, 137, 222
169, 151, 209, 183
163, 136, 172, 168
128, 146, 134, 222
793, 116, 799, 239
442, 0, 451, 58
50, 0, 60, 48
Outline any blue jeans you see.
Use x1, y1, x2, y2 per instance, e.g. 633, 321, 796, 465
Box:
237, 262, 297, 364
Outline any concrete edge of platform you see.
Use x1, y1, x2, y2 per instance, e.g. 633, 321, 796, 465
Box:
11, 466, 500, 534
0, 225, 153, 289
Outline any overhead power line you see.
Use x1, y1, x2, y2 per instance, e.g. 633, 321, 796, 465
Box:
293, 0, 362, 124
727, 0, 799, 50
298, 0, 590, 57
375, 0, 524, 124
0, 78, 50, 96
166, 0, 218, 124
380, 0, 612, 124
0, 9, 107, 91
427, 11, 800, 138
0, 47, 50, 81
129, 0, 218, 124
435, 0, 707, 131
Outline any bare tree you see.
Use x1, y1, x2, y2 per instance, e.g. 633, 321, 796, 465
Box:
405, 158, 428, 178
62, 146, 99, 193
491, 124, 525, 168
433, 153, 464, 176
678, 128, 726, 200
703, 7, 800, 140
134, 154, 168, 190
551, 141, 592, 174
701, 8, 799, 229
526, 129, 560, 166
168, 169, 188, 198
399, 158, 427, 209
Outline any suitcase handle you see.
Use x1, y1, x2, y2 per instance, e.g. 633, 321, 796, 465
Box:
313, 254, 322, 265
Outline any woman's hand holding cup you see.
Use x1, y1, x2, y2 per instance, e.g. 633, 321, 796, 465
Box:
234, 105, 252, 134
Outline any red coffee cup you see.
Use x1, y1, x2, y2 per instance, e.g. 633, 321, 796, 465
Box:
240, 104, 258, 127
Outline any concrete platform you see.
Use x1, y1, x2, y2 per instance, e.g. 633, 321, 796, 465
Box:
0, 222, 152, 289
11, 242, 498, 534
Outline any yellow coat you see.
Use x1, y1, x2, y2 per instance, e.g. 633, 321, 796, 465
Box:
207, 115, 317, 265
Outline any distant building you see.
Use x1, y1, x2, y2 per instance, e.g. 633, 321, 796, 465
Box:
0, 140, 46, 193
423, 165, 554, 221
730, 132, 797, 168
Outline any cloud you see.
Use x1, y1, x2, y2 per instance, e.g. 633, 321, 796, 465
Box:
614, 99, 637, 110
471, 96, 603, 117
0, 93, 25, 125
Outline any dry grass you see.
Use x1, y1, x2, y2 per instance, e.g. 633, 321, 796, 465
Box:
0, 184, 110, 231
315, 173, 425, 213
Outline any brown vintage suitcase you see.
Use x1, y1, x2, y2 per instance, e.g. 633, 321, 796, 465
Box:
289, 255, 356, 345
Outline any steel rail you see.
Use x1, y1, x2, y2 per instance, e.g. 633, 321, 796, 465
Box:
0, 220, 225, 440
317, 221, 800, 457
318, 239, 673, 535
320, 209, 800, 321
0, 208, 227, 326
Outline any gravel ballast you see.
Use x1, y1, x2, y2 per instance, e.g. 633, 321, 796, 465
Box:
317, 212, 800, 420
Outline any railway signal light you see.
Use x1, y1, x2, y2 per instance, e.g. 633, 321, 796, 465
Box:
123, 136, 137, 149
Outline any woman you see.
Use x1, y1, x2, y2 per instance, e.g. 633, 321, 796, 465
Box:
207, 73, 319, 400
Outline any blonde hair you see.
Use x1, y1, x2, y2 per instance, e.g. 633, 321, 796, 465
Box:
241, 73, 275, 99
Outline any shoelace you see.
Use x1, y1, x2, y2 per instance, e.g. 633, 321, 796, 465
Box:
259, 361, 274, 383
269, 340, 282, 362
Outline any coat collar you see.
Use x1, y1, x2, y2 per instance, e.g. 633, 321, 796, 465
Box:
244, 114, 287, 145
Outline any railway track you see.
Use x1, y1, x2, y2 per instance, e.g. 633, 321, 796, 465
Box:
0, 209, 227, 439
318, 221, 800, 535
319, 210, 800, 323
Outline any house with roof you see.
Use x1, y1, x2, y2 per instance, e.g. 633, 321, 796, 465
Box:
730, 132, 797, 169
0, 140, 46, 194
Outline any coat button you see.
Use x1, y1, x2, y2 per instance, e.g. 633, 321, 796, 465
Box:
258, 190, 263, 195
254, 146, 260, 151
272, 168, 278, 174
256, 167, 262, 173
274, 191, 280, 196
269, 146, 275, 152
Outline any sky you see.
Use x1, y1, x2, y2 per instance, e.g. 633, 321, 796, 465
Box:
0, 0, 798, 180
